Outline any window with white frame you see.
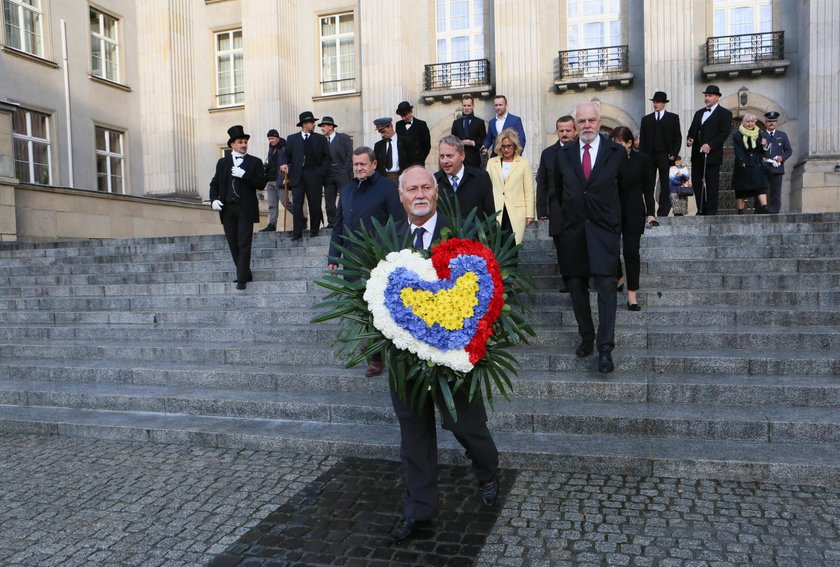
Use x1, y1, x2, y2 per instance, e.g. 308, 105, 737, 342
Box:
319, 13, 355, 95
95, 126, 124, 193
215, 29, 243, 106
90, 8, 120, 82
12, 107, 51, 185
435, 0, 484, 64
713, 0, 771, 36
3, 0, 44, 56
565, 0, 622, 75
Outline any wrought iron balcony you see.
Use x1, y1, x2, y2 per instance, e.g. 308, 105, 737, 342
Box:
704, 31, 789, 79
554, 45, 632, 93
421, 59, 493, 102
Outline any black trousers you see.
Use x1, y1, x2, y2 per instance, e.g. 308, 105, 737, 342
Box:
766, 172, 783, 213
620, 232, 642, 291
651, 152, 673, 216
692, 160, 721, 215
220, 202, 254, 283
390, 386, 498, 520
564, 274, 617, 353
323, 169, 349, 226
292, 169, 324, 236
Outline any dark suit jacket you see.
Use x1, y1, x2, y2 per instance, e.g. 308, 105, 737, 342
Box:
536, 140, 564, 235
208, 154, 266, 223
434, 166, 495, 220
686, 105, 733, 166
483, 113, 526, 156
553, 138, 624, 277
279, 131, 331, 186
327, 131, 354, 182
617, 151, 656, 235
374, 134, 420, 174
397, 211, 449, 251
396, 118, 431, 164
764, 129, 792, 174
451, 114, 487, 167
639, 110, 681, 159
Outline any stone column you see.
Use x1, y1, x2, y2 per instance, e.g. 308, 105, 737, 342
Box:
137, 0, 198, 198
790, 0, 840, 211
0, 102, 18, 241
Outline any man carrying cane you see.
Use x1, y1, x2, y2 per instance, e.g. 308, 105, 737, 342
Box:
686, 85, 732, 215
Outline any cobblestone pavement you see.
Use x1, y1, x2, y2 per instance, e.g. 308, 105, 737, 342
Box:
2, 432, 840, 566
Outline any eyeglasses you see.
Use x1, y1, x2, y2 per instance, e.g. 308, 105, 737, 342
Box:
500, 144, 514, 149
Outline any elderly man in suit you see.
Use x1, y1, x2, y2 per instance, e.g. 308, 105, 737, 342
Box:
386, 165, 500, 544
434, 135, 495, 220
279, 111, 332, 240
395, 101, 431, 165
762, 111, 793, 213
482, 95, 526, 157
319, 116, 354, 228
209, 125, 267, 290
639, 91, 682, 217
686, 85, 733, 215
554, 102, 624, 373
450, 94, 487, 167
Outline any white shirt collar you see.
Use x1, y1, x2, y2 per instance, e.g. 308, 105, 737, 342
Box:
451, 165, 465, 184
231, 151, 246, 159
579, 135, 601, 161
410, 212, 439, 250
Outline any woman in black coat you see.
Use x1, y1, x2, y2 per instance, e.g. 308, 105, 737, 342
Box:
610, 126, 655, 311
732, 112, 770, 214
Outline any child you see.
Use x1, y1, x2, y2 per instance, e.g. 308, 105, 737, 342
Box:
668, 156, 691, 216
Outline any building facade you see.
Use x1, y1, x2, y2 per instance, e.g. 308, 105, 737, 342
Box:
1, 0, 838, 224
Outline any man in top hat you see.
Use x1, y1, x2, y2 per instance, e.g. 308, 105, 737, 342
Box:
279, 111, 332, 240
450, 94, 487, 168
639, 91, 682, 217
259, 128, 287, 232
374, 117, 414, 182
686, 85, 733, 215
319, 116, 354, 228
395, 100, 431, 165
209, 125, 267, 290
762, 111, 792, 213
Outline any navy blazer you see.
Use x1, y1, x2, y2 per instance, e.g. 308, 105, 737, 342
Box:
451, 114, 487, 167
483, 113, 526, 156
208, 153, 266, 224
279, 131, 331, 186
686, 105, 733, 166
764, 129, 793, 174
434, 166, 495, 220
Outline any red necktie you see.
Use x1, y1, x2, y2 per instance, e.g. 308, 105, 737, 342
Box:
582, 144, 592, 181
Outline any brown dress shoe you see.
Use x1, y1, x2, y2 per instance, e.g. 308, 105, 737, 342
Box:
365, 361, 384, 377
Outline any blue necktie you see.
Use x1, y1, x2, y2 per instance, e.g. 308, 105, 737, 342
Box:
413, 227, 426, 250
450, 175, 459, 192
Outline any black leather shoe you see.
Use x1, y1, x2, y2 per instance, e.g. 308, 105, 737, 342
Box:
259, 225, 276, 232
310, 229, 320, 238
387, 517, 428, 543
235, 282, 246, 290
627, 302, 641, 312
598, 351, 615, 373
575, 341, 594, 357
291, 234, 302, 241
479, 477, 499, 506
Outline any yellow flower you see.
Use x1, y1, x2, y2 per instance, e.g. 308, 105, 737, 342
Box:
401, 272, 479, 330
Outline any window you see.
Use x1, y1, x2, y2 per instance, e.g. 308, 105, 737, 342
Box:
90, 8, 119, 82
319, 13, 354, 95
95, 126, 124, 193
566, 0, 621, 51
3, 0, 44, 56
713, 0, 771, 36
215, 30, 243, 106
12, 107, 51, 185
435, 0, 484, 63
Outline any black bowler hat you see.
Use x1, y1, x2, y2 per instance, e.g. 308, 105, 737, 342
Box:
650, 91, 669, 103
296, 111, 318, 127
266, 128, 280, 138
318, 116, 338, 127
227, 125, 250, 146
703, 85, 723, 96
764, 111, 780, 121
395, 101, 414, 116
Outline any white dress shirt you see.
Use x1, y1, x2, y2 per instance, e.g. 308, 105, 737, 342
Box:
410, 212, 439, 250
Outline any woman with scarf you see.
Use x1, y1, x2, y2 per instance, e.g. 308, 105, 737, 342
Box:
732, 113, 770, 214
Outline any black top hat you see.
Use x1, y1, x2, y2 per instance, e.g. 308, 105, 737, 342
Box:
650, 91, 669, 103
296, 111, 318, 127
266, 129, 280, 138
395, 101, 414, 116
227, 125, 250, 146
318, 116, 337, 127
764, 111, 780, 121
702, 85, 722, 96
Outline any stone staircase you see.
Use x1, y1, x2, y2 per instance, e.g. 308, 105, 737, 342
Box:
1, 213, 839, 486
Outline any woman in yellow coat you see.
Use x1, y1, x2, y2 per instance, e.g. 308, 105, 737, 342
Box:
486, 128, 535, 244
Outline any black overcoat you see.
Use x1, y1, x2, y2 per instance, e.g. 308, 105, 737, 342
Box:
208, 154, 266, 223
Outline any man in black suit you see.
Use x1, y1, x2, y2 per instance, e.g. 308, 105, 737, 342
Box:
639, 91, 682, 217
386, 165, 500, 543
434, 135, 495, 220
395, 100, 431, 165
554, 103, 624, 373
373, 117, 414, 182
686, 85, 733, 215
279, 111, 332, 240
537, 115, 577, 292
319, 116, 354, 228
450, 94, 487, 167
209, 125, 267, 290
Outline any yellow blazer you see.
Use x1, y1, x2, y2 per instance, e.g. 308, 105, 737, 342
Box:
486, 155, 535, 244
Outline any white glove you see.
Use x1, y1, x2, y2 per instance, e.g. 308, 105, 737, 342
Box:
211, 200, 223, 211
231, 166, 245, 178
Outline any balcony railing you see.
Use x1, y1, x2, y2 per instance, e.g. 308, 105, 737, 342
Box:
557, 45, 628, 80
706, 31, 784, 65
423, 59, 491, 92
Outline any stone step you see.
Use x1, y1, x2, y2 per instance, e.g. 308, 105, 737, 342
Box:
0, 404, 838, 486
531, 272, 840, 291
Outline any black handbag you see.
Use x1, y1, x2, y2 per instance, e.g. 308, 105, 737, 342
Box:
677, 184, 694, 197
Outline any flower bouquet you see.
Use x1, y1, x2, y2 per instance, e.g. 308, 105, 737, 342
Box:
311, 197, 534, 420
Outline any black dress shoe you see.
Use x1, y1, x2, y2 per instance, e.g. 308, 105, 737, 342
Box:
291, 234, 302, 241
235, 282, 246, 290
598, 351, 615, 373
575, 341, 594, 357
310, 229, 320, 238
627, 302, 641, 312
325, 223, 335, 229
259, 225, 276, 232
387, 517, 428, 543
479, 477, 499, 506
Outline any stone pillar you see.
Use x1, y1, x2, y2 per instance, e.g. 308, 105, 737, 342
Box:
493, 0, 542, 165
790, 0, 840, 211
137, 0, 198, 198
0, 102, 19, 241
